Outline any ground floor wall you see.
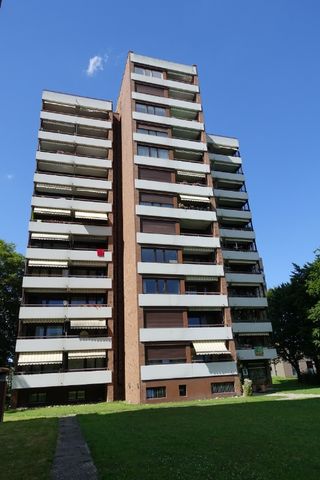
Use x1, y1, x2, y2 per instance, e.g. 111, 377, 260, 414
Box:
271, 358, 316, 378
239, 360, 272, 392
13, 383, 110, 408
141, 375, 241, 404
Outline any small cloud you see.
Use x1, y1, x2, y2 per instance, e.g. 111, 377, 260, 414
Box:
86, 55, 106, 76
6, 174, 14, 180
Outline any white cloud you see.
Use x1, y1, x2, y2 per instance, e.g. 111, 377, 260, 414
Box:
86, 55, 106, 76
6, 174, 14, 180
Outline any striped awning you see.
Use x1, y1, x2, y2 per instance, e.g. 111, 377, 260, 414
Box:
75, 211, 108, 220
70, 320, 107, 329
28, 260, 68, 268
68, 350, 106, 359
238, 332, 269, 336
186, 276, 219, 281
31, 233, 69, 241
77, 188, 107, 195
183, 247, 215, 254
36, 183, 73, 191
18, 352, 63, 365
33, 207, 71, 216
179, 194, 211, 204
193, 341, 230, 355
177, 170, 206, 179
22, 318, 65, 324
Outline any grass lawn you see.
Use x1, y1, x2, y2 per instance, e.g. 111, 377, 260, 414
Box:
0, 417, 58, 480
272, 376, 320, 394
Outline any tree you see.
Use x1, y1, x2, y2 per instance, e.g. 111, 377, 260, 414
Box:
0, 240, 24, 366
268, 264, 315, 380
306, 250, 320, 370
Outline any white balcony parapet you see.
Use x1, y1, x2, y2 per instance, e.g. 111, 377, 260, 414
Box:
136, 205, 216, 222
42, 90, 112, 112
225, 273, 264, 284
213, 189, 248, 201
19, 305, 112, 320
138, 262, 224, 277
236, 348, 277, 361
135, 179, 212, 197
12, 369, 112, 389
137, 233, 219, 249
219, 229, 256, 241
34, 173, 111, 191
29, 221, 111, 237
222, 250, 259, 261
130, 53, 197, 75
22, 276, 112, 290
133, 133, 206, 152
139, 294, 228, 308
216, 208, 252, 220
209, 154, 242, 166
32, 196, 111, 214
228, 297, 268, 308
132, 112, 203, 130
26, 248, 112, 263
15, 337, 112, 353
134, 155, 209, 174
207, 134, 239, 150
40, 111, 112, 130
140, 327, 232, 342
132, 92, 201, 112
36, 151, 112, 170
232, 322, 273, 334
141, 361, 237, 381
39, 130, 111, 149
131, 73, 199, 93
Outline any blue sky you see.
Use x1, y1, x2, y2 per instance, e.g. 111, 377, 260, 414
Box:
0, 0, 319, 288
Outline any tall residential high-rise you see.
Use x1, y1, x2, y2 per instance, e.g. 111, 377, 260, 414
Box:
12, 53, 276, 407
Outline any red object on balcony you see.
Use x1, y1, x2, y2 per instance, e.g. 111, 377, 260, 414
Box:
97, 249, 105, 257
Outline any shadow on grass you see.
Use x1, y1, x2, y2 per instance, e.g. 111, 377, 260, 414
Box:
0, 417, 58, 480
272, 377, 320, 392
78, 397, 320, 480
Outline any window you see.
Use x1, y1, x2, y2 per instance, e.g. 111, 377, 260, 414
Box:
136, 103, 166, 116
140, 218, 177, 234
211, 382, 234, 394
29, 392, 47, 404
140, 193, 174, 208
68, 357, 106, 370
35, 325, 63, 337
179, 385, 187, 397
68, 390, 86, 402
143, 278, 180, 294
146, 386, 166, 399
141, 248, 178, 263
137, 127, 168, 137
134, 66, 163, 79
137, 144, 169, 158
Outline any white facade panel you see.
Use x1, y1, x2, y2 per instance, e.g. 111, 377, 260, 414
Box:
12, 369, 112, 389
135, 179, 212, 197
15, 337, 112, 352
207, 134, 239, 149
38, 130, 111, 149
29, 221, 111, 237
36, 151, 112, 170
138, 262, 224, 277
32, 196, 111, 213
19, 305, 112, 320
131, 73, 199, 92
133, 133, 206, 152
42, 90, 112, 111
136, 205, 216, 222
26, 248, 112, 263
22, 276, 112, 290
209, 154, 242, 167
137, 232, 220, 249
132, 112, 204, 130
130, 53, 197, 75
140, 327, 232, 342
40, 110, 112, 129
134, 155, 209, 173
139, 294, 228, 308
141, 361, 238, 381
132, 92, 201, 112
34, 173, 111, 191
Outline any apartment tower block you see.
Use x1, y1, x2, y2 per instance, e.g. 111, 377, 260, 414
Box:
12, 53, 276, 407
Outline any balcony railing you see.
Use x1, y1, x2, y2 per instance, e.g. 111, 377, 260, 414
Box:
38, 148, 108, 160
40, 127, 109, 141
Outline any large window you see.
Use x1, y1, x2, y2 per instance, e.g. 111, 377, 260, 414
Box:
137, 127, 168, 137
29, 392, 47, 404
140, 192, 174, 208
68, 357, 106, 370
143, 278, 180, 294
137, 144, 169, 158
136, 103, 166, 116
141, 248, 178, 263
35, 325, 63, 337
211, 382, 234, 394
68, 390, 85, 402
134, 66, 163, 79
146, 386, 166, 399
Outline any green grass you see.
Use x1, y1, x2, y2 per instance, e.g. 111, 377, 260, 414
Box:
0, 417, 58, 480
272, 376, 320, 394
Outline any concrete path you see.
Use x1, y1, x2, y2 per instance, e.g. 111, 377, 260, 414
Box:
51, 416, 98, 480
267, 392, 320, 401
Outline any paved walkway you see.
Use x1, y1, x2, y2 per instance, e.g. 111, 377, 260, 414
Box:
51, 416, 98, 480
267, 392, 320, 400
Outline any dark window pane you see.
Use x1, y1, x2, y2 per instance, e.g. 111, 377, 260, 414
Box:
158, 279, 166, 293
165, 250, 178, 263
136, 103, 147, 113
143, 279, 157, 293
158, 148, 169, 159
141, 248, 155, 262
134, 67, 144, 75
35, 326, 45, 337
150, 147, 158, 158
147, 105, 155, 114
155, 249, 164, 262
155, 107, 166, 116
137, 145, 149, 156
167, 279, 179, 294
46, 326, 63, 337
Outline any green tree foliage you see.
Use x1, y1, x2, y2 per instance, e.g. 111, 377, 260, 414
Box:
307, 250, 320, 349
0, 240, 24, 366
